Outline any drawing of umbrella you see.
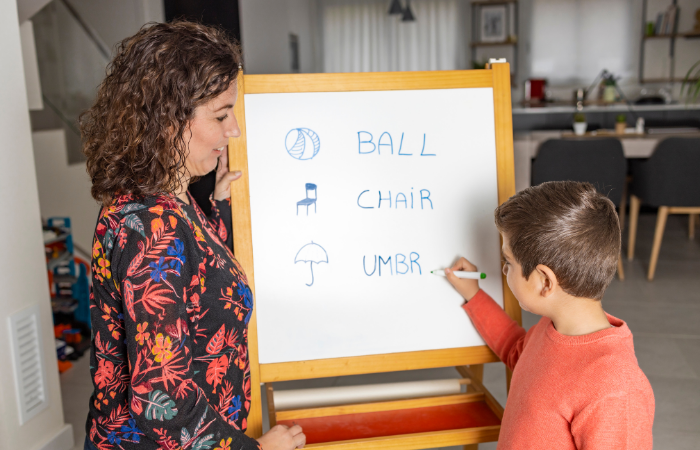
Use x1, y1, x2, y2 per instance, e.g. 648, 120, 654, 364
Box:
294, 242, 328, 287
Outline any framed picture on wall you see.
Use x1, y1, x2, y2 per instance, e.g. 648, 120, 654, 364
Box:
480, 5, 507, 42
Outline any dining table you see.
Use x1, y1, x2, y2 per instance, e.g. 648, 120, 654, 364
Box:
512, 130, 700, 193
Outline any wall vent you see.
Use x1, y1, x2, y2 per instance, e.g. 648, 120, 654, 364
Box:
8, 304, 49, 425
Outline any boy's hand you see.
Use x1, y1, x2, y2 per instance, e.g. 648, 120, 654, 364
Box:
445, 257, 480, 302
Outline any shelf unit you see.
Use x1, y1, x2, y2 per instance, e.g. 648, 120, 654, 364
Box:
643, 32, 700, 39
470, 0, 518, 81
44, 217, 90, 327
639, 0, 700, 84
470, 0, 517, 4
471, 38, 517, 48
642, 77, 699, 83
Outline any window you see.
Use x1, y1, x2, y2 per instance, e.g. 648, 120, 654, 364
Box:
529, 0, 635, 85
321, 0, 467, 72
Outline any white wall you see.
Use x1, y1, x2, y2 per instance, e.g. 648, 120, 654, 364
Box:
67, 0, 164, 54
239, 0, 320, 74
0, 1, 71, 449
278, 0, 696, 100
29, 0, 164, 251
33, 130, 100, 253
521, 0, 700, 99
20, 21, 43, 110
288, 0, 321, 74
16, 0, 52, 22
528, 0, 637, 85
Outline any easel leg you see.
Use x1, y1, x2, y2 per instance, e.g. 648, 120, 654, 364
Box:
461, 365, 483, 450
464, 364, 484, 393
265, 383, 277, 428
470, 364, 484, 382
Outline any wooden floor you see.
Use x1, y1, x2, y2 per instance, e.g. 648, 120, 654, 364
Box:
59, 212, 700, 450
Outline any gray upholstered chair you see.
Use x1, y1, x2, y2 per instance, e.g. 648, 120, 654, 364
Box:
627, 137, 700, 280
532, 138, 628, 279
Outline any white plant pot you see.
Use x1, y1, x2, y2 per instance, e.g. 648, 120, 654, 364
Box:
573, 122, 587, 136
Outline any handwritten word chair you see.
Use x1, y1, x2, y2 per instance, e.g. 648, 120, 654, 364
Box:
531, 138, 628, 279
627, 137, 700, 280
297, 183, 317, 216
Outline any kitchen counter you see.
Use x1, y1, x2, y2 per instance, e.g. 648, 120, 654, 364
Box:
513, 102, 700, 115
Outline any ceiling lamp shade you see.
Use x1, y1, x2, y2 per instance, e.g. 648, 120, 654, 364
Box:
388, 0, 403, 15
389, 0, 403, 15
402, 0, 415, 21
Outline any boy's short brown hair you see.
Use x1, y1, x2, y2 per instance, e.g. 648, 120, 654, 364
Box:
494, 181, 620, 300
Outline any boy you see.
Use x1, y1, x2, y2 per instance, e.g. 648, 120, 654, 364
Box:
445, 181, 654, 449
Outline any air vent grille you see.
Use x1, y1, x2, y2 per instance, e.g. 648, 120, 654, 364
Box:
9, 304, 49, 424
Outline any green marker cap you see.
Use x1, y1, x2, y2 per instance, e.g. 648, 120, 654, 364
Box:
481, 273, 487, 279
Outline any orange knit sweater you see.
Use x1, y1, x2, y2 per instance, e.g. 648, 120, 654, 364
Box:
463, 290, 654, 449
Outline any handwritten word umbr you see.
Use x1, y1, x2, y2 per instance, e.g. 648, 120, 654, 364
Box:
363, 253, 422, 276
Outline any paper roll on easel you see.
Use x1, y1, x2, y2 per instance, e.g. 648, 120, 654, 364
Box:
273, 378, 466, 411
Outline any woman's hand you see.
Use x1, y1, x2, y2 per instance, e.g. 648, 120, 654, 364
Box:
445, 257, 480, 302
213, 149, 242, 201
257, 424, 306, 450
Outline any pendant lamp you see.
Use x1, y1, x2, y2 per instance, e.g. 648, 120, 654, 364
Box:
402, 0, 415, 22
388, 0, 403, 15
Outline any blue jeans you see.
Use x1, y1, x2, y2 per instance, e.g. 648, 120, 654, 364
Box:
84, 436, 99, 450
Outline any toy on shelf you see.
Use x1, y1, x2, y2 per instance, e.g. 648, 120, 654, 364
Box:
44, 217, 92, 367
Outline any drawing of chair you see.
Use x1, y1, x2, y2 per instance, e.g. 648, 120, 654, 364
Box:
297, 183, 317, 216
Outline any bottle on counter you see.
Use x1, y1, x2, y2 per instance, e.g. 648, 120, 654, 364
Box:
636, 117, 645, 134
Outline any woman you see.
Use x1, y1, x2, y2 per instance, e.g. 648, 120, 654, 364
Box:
81, 21, 305, 450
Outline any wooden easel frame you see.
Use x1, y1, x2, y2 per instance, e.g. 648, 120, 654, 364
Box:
229, 63, 520, 445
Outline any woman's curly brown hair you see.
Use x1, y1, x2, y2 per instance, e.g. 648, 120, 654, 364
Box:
81, 21, 242, 206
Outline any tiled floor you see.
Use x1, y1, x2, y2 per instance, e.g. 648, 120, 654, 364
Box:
60, 212, 700, 450
60, 355, 91, 450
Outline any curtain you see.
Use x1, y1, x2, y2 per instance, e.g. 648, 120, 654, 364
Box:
321, 0, 465, 73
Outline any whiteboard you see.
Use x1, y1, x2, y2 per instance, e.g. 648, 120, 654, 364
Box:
245, 88, 503, 364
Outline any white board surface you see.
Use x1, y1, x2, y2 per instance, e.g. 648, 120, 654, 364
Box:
245, 88, 503, 364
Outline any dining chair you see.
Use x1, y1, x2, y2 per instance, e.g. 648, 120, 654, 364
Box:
627, 137, 700, 280
532, 138, 628, 279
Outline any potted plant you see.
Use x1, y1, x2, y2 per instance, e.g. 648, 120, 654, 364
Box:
603, 78, 617, 103
681, 60, 700, 104
615, 114, 627, 134
573, 112, 587, 135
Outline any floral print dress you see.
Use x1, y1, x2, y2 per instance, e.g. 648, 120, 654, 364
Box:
86, 192, 261, 450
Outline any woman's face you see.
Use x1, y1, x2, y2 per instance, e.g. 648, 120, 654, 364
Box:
185, 82, 241, 177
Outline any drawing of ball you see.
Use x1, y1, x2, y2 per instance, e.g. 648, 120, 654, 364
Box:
285, 128, 321, 160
